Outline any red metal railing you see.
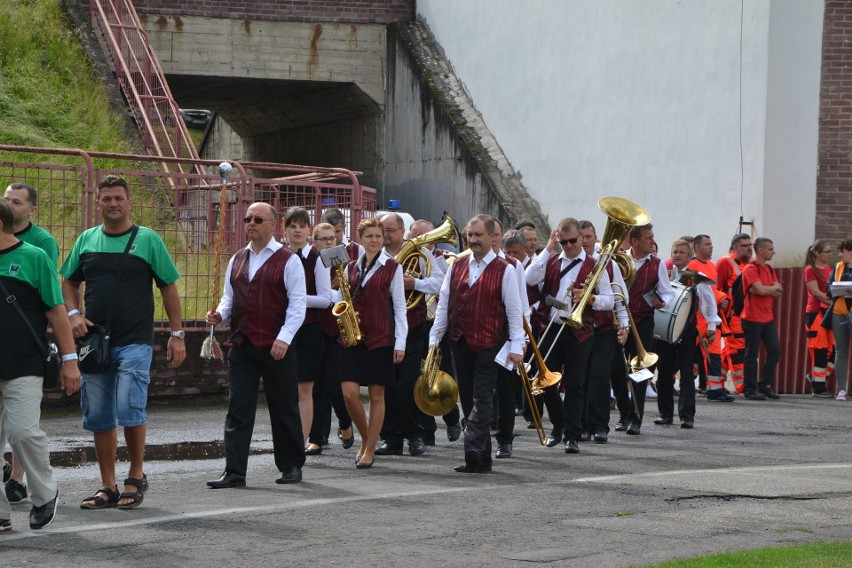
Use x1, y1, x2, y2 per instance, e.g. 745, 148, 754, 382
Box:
0, 145, 376, 330
89, 0, 200, 175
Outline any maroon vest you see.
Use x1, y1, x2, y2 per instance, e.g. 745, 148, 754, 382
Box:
592, 261, 616, 333
319, 306, 339, 338
230, 247, 292, 349
628, 255, 661, 323
347, 256, 398, 350
298, 246, 321, 325
532, 254, 596, 342
448, 255, 509, 351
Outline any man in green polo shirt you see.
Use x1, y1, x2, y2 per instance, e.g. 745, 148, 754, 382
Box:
0, 199, 80, 531
61, 175, 186, 511
2, 183, 61, 505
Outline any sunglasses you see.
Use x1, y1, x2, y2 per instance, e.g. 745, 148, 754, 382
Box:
243, 216, 270, 225
559, 237, 579, 245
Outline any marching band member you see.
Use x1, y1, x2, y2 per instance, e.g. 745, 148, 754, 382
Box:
334, 218, 407, 469
579, 220, 628, 443
282, 207, 333, 454
611, 223, 673, 436
430, 215, 524, 473
526, 217, 614, 454
375, 213, 444, 457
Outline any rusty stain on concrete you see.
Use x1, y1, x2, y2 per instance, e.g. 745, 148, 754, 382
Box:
174, 16, 183, 32
155, 16, 168, 31
307, 24, 323, 78
243, 20, 251, 35
348, 25, 358, 50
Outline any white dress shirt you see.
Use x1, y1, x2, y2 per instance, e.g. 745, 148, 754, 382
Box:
411, 245, 445, 295
295, 244, 333, 310
216, 237, 307, 345
626, 249, 676, 308
332, 251, 408, 351
498, 250, 532, 320
429, 250, 525, 356
526, 248, 615, 322
593, 251, 629, 329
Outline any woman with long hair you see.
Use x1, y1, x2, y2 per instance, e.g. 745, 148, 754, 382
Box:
827, 239, 852, 401
334, 218, 406, 468
804, 239, 835, 397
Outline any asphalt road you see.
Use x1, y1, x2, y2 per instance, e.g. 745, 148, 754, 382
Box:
2, 393, 851, 567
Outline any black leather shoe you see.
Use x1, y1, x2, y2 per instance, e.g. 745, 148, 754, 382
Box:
626, 422, 641, 435
29, 489, 59, 530
453, 462, 492, 473
565, 440, 580, 454
545, 430, 563, 448
681, 421, 694, 429
275, 466, 302, 484
759, 387, 781, 400
496, 443, 512, 458
341, 434, 355, 450
446, 422, 462, 442
355, 457, 374, 469
304, 443, 322, 456
375, 442, 403, 455
408, 438, 426, 456
614, 420, 628, 432
593, 431, 608, 443
744, 391, 767, 401
653, 417, 673, 425
579, 431, 592, 442
207, 472, 246, 489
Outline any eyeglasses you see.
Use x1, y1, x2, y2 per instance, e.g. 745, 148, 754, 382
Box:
314, 236, 336, 242
559, 237, 579, 245
243, 216, 271, 225
384, 227, 403, 234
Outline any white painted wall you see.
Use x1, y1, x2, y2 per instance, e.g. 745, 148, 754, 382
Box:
417, 0, 824, 265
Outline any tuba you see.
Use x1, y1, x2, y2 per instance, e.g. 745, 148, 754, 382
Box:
331, 253, 363, 347
414, 345, 459, 416
564, 197, 650, 330
395, 216, 459, 310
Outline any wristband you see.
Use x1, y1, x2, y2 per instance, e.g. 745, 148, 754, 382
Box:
61, 353, 79, 362
67, 309, 81, 318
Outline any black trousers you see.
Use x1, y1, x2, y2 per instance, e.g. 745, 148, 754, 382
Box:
742, 319, 781, 393
538, 324, 592, 441
585, 329, 617, 435
381, 321, 429, 447
655, 322, 697, 422
452, 337, 499, 465
611, 316, 655, 426
308, 334, 352, 445
494, 366, 516, 444
224, 340, 304, 476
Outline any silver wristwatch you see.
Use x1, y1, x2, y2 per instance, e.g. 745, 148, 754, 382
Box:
170, 330, 186, 340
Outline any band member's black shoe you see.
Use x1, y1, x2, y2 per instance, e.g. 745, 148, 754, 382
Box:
207, 472, 246, 489
564, 440, 580, 454
275, 466, 302, 484
408, 438, 426, 456
496, 443, 512, 458
446, 422, 462, 442
626, 422, 641, 435
455, 451, 489, 473
653, 417, 673, 425
593, 431, 608, 443
545, 429, 562, 448
579, 431, 592, 442
375, 442, 404, 455
680, 421, 694, 429
614, 420, 628, 432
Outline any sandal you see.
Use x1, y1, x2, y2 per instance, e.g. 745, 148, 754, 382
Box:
117, 475, 148, 510
80, 486, 120, 509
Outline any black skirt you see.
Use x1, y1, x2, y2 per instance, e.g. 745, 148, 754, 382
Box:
291, 322, 324, 381
340, 344, 394, 386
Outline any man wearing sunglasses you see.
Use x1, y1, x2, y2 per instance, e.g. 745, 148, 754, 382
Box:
715, 233, 754, 395
526, 217, 614, 454
206, 202, 307, 488
611, 224, 674, 436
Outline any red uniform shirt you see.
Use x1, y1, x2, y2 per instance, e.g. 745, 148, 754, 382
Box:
804, 265, 831, 314
741, 262, 777, 323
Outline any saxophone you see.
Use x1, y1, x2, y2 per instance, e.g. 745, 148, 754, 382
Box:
332, 261, 363, 347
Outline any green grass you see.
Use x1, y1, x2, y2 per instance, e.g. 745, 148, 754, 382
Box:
644, 539, 852, 568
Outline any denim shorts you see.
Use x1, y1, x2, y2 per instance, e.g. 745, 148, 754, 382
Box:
80, 344, 153, 433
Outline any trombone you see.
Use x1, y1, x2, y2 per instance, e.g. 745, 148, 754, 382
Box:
516, 358, 547, 446
612, 282, 658, 422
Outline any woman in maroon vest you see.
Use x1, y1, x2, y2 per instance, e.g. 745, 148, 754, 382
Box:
335, 218, 407, 469
283, 207, 333, 455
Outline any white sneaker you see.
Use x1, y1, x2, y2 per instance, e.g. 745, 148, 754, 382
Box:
836, 390, 847, 401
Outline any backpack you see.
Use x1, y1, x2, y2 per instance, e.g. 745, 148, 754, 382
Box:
732, 261, 775, 316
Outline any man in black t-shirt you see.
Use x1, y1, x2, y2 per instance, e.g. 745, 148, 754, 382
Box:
0, 199, 80, 531
61, 176, 186, 511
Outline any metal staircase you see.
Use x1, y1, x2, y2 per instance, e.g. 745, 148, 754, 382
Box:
89, 0, 201, 176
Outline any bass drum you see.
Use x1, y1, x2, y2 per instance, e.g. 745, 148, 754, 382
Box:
653, 282, 694, 344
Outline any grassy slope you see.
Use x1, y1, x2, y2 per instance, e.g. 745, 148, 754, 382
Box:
0, 0, 128, 151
